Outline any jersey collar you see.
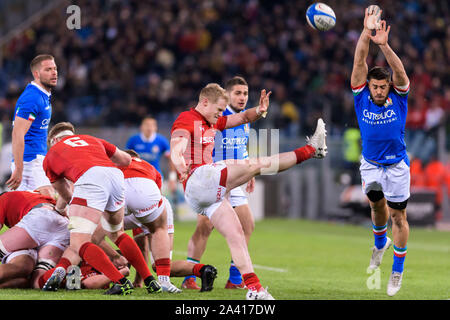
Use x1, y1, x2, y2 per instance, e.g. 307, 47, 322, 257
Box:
30, 81, 51, 97
140, 133, 157, 143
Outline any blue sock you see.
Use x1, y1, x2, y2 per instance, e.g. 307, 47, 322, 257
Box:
184, 257, 200, 282
372, 223, 388, 249
228, 261, 242, 284
392, 245, 407, 273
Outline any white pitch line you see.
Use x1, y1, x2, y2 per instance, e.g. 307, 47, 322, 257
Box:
253, 264, 287, 273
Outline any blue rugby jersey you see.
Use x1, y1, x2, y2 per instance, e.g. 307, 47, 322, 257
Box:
12, 82, 52, 162
125, 133, 170, 175
352, 81, 410, 166
213, 105, 250, 161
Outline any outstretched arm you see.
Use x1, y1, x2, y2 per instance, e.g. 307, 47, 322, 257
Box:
224, 89, 271, 129
370, 20, 409, 87
351, 8, 374, 88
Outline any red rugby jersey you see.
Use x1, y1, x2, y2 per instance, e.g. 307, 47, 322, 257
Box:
0, 191, 56, 228
171, 108, 227, 185
44, 134, 117, 183
119, 157, 162, 190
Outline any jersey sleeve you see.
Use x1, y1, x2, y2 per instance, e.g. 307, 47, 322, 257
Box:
98, 138, 117, 157
0, 195, 6, 226
43, 154, 61, 183
393, 82, 410, 97
171, 116, 193, 141
215, 116, 228, 131
15, 96, 39, 122
392, 82, 410, 112
352, 82, 368, 107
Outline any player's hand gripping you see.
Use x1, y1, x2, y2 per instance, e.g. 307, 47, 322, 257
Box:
364, 5, 382, 31
369, 20, 390, 46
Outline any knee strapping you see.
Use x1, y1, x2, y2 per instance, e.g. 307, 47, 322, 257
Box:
68, 216, 98, 234
387, 199, 408, 210
100, 216, 123, 233
367, 190, 384, 202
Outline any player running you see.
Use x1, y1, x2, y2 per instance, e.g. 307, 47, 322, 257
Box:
351, 6, 411, 296
171, 83, 327, 300
7, 54, 57, 196
40, 122, 160, 295
182, 76, 255, 290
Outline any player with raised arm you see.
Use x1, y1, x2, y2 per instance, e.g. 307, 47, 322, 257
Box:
351, 6, 411, 296
7, 55, 57, 196
182, 76, 255, 290
171, 83, 327, 300
40, 122, 160, 295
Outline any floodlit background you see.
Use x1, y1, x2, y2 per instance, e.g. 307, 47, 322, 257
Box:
0, 0, 448, 228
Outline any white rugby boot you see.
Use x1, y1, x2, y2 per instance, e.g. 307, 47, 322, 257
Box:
42, 266, 66, 291
246, 287, 275, 300
160, 278, 182, 293
387, 271, 403, 296
369, 236, 392, 270
306, 118, 327, 158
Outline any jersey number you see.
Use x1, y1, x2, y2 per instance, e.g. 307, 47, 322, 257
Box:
63, 137, 89, 147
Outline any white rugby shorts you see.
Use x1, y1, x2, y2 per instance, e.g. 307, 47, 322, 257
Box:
124, 197, 174, 235
71, 166, 125, 212
11, 155, 51, 191
185, 162, 228, 219
15, 207, 70, 251
124, 177, 165, 224
360, 158, 410, 203
228, 186, 248, 208
2, 249, 38, 264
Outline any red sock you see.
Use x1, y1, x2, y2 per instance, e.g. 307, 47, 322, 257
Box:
115, 233, 152, 280
243, 272, 262, 292
79, 242, 124, 284
38, 257, 72, 288
192, 263, 205, 277
294, 145, 315, 164
155, 258, 171, 277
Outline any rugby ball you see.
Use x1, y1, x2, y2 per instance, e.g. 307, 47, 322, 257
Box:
306, 3, 336, 31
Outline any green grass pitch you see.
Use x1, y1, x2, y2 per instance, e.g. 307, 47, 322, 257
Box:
0, 218, 448, 300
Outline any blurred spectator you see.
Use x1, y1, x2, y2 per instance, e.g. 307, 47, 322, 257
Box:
0, 0, 447, 147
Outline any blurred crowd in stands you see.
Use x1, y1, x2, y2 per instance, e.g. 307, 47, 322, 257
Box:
0, 0, 448, 185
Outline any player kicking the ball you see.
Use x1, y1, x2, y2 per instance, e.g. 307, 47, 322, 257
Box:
171, 83, 327, 300
351, 6, 410, 296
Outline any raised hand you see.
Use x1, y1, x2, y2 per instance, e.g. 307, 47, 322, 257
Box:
257, 89, 272, 117
370, 20, 390, 46
364, 5, 382, 30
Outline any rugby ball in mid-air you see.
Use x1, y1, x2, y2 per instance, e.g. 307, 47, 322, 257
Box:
306, 3, 336, 31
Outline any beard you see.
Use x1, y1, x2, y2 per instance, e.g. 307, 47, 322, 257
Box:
370, 94, 387, 106
40, 78, 57, 90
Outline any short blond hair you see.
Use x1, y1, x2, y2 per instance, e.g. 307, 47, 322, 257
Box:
199, 83, 229, 104
30, 54, 55, 72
